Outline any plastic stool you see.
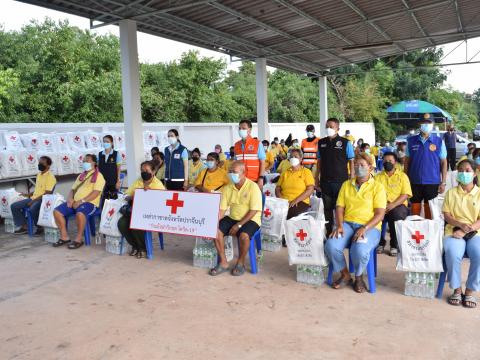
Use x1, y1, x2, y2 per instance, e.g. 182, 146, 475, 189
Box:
436, 253, 468, 299
24, 207, 35, 237
65, 211, 97, 246
144, 232, 165, 260
327, 247, 378, 293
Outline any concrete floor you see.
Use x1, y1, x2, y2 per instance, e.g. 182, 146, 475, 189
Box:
1, 227, 479, 360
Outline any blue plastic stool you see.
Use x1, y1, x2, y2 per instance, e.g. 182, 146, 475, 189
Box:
436, 253, 468, 299
144, 232, 165, 260
327, 247, 378, 293
65, 211, 97, 246
23, 207, 35, 237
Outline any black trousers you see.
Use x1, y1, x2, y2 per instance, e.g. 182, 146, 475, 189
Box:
447, 148, 456, 171
320, 181, 344, 235
380, 204, 409, 249
286, 201, 310, 220
166, 180, 184, 191
117, 215, 146, 251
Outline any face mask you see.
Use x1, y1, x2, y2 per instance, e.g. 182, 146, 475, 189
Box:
307, 131, 314, 138
192, 156, 200, 162
397, 151, 405, 158
355, 166, 369, 178
38, 163, 46, 172
141, 171, 152, 181
420, 123, 433, 134
385, 142, 390, 147
229, 151, 235, 158
229, 173, 241, 184
82, 162, 92, 172
206, 161, 216, 169
475, 157, 480, 166
168, 136, 177, 145
457, 171, 474, 185
383, 162, 394, 172
376, 143, 380, 147
364, 149, 370, 154
292, 142, 298, 147
238, 129, 248, 139
409, 130, 415, 135
152, 159, 160, 167
326, 128, 336, 137
103, 142, 112, 150
289, 157, 300, 167
467, 154, 473, 160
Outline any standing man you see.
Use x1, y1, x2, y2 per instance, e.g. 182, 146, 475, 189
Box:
234, 119, 266, 188
443, 125, 457, 171
316, 118, 355, 235
405, 113, 448, 219
301, 124, 320, 170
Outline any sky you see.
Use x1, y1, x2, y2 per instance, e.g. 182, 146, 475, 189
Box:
1, 0, 479, 94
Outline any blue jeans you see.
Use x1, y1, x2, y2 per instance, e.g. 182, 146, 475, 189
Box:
444, 236, 480, 291
325, 222, 380, 276
11, 198, 42, 228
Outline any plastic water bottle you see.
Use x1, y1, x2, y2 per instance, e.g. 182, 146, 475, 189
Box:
413, 272, 420, 297
427, 273, 435, 298
420, 273, 427, 298
405, 272, 412, 296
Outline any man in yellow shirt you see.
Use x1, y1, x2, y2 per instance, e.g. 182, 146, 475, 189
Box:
375, 152, 412, 256
210, 161, 262, 277
262, 140, 276, 172
53, 154, 106, 249
11, 156, 56, 235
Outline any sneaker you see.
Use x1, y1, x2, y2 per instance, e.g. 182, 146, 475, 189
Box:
14, 228, 27, 235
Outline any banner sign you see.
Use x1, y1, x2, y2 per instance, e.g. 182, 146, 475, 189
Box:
130, 190, 221, 239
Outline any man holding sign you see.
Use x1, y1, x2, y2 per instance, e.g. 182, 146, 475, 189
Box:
210, 161, 262, 277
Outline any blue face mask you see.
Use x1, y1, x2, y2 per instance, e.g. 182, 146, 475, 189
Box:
229, 173, 241, 184
475, 157, 480, 166
82, 162, 92, 172
103, 142, 111, 149
238, 129, 248, 139
420, 123, 433, 134
206, 161, 216, 169
457, 171, 474, 185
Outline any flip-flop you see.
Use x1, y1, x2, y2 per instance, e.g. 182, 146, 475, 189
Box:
231, 264, 245, 276
353, 278, 367, 293
52, 239, 71, 247
67, 241, 84, 249
209, 264, 229, 276
332, 275, 353, 289
463, 295, 477, 308
390, 248, 398, 257
448, 292, 463, 306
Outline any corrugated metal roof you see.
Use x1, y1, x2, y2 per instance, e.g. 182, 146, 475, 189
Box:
15, 0, 480, 74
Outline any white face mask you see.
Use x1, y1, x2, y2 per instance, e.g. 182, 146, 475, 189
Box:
168, 136, 177, 145
326, 128, 336, 137
385, 142, 390, 147
289, 157, 300, 167
238, 129, 248, 139
307, 131, 315, 138
263, 146, 268, 152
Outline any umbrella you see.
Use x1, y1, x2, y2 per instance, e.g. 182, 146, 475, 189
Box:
387, 100, 452, 125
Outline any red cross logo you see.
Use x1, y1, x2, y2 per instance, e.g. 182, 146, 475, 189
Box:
92, 136, 97, 141
265, 190, 271, 196
296, 229, 308, 242
74, 136, 80, 142
121, 153, 126, 160
44, 139, 50, 145
60, 137, 65, 143
62, 156, 69, 163
107, 208, 115, 218
32, 139, 37, 144
45, 200, 51, 209
148, 134, 153, 139
1, 197, 6, 205
8, 156, 14, 163
263, 208, 272, 218
411, 231, 424, 244
27, 155, 34, 163
166, 193, 184, 214
10, 135, 16, 141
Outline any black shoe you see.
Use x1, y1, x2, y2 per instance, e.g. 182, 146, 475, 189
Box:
129, 249, 138, 256
282, 238, 287, 247
33, 227, 44, 236
14, 228, 27, 235
136, 251, 146, 259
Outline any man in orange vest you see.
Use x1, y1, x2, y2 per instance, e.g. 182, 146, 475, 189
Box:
234, 119, 266, 188
301, 124, 320, 170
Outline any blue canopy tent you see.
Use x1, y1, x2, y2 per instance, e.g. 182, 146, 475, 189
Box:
387, 100, 452, 128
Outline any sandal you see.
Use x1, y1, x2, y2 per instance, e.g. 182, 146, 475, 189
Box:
67, 241, 84, 249
463, 295, 477, 308
448, 292, 463, 306
231, 264, 246, 276
209, 264, 229, 276
353, 278, 367, 293
52, 239, 71, 247
376, 245, 384, 254
332, 274, 353, 289
390, 248, 398, 257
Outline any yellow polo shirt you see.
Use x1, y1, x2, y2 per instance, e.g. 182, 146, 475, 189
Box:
72, 170, 106, 207
218, 153, 226, 162
337, 177, 387, 229
375, 169, 412, 206
371, 146, 379, 157
32, 171, 57, 200
277, 159, 291, 174
126, 176, 165, 197
265, 150, 275, 169
188, 160, 206, 186
155, 165, 165, 181
277, 166, 314, 205
442, 185, 480, 236
220, 178, 262, 225
195, 168, 229, 192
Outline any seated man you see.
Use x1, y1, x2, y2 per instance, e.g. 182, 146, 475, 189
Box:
375, 152, 412, 256
11, 156, 56, 235
210, 161, 262, 277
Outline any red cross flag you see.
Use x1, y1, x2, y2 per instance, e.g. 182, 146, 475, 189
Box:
130, 190, 221, 239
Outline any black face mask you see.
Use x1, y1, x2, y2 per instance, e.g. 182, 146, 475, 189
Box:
141, 171, 152, 181
192, 156, 200, 162
38, 163, 46, 172
383, 162, 395, 172
229, 151, 235, 158
152, 159, 160, 167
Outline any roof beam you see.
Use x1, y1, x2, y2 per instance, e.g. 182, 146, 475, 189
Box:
401, 0, 434, 46
454, 0, 465, 34
93, 0, 148, 22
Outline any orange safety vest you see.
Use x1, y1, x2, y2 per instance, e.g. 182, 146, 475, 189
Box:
234, 136, 261, 181
301, 137, 319, 165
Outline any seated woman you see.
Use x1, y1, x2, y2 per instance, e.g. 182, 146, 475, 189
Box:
325, 153, 386, 293
188, 148, 206, 188
118, 161, 165, 258
195, 152, 229, 193
275, 149, 314, 219
442, 159, 480, 308
152, 151, 165, 185
53, 154, 106, 249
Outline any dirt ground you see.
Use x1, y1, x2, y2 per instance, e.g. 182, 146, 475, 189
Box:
1, 229, 479, 360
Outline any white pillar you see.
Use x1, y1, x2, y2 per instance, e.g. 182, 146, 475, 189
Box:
255, 58, 270, 140
119, 19, 144, 185
319, 75, 328, 138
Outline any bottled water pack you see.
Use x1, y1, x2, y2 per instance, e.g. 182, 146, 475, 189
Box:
105, 235, 130, 255
4, 218, 15, 233
261, 235, 282, 252
44, 227, 59, 243
296, 265, 328, 286
404, 272, 438, 299
193, 244, 218, 269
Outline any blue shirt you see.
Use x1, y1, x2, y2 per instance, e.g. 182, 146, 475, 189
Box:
101, 149, 122, 164
406, 136, 447, 159
239, 141, 266, 160
317, 141, 354, 160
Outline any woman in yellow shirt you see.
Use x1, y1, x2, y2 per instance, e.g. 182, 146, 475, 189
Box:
195, 152, 229, 193
325, 153, 387, 293
442, 159, 480, 308
53, 154, 106, 249
188, 148, 206, 188
275, 149, 314, 219
118, 161, 165, 258
152, 151, 165, 185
